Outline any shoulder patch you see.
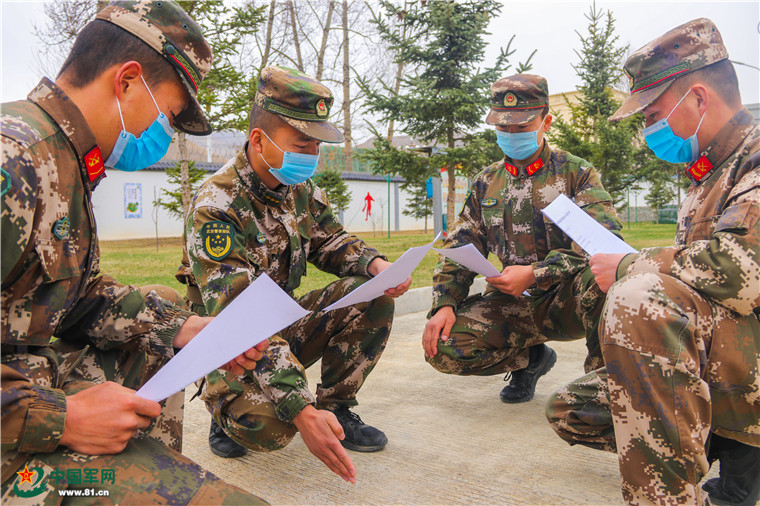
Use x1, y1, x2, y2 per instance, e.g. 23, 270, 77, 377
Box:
1, 168, 10, 196
256, 231, 267, 244
481, 197, 498, 208
202, 221, 235, 261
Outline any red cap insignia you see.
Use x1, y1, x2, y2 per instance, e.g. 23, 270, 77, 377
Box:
527, 158, 544, 176
84, 146, 105, 182
686, 156, 713, 183
504, 161, 518, 177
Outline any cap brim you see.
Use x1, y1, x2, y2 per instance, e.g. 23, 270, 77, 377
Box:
609, 81, 673, 123
174, 95, 212, 135
486, 108, 542, 126
282, 116, 344, 143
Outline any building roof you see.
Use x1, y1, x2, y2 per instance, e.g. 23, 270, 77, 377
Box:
143, 160, 404, 183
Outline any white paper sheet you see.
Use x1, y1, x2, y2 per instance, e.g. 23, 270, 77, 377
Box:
323, 232, 442, 312
433, 243, 501, 278
542, 194, 637, 256
136, 274, 310, 402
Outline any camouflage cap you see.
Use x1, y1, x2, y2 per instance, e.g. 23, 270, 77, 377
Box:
96, 0, 213, 135
254, 66, 343, 143
610, 18, 728, 122
486, 74, 549, 126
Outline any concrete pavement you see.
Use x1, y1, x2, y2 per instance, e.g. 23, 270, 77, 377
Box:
182, 305, 721, 505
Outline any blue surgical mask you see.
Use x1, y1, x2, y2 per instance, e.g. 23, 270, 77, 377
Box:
105, 75, 174, 172
495, 123, 542, 160
642, 88, 705, 164
258, 130, 319, 185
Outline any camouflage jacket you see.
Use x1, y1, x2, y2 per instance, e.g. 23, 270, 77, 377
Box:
618, 108, 760, 315
432, 142, 623, 313
177, 148, 384, 422
615, 108, 760, 440
1, 79, 191, 470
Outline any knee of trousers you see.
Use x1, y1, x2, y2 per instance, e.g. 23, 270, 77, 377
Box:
600, 271, 679, 354
203, 373, 297, 452
139, 284, 186, 307
213, 407, 297, 453
362, 292, 395, 327
424, 340, 476, 374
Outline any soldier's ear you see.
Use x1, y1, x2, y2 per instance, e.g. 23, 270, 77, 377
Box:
249, 128, 264, 153
543, 114, 553, 132
113, 61, 143, 100
691, 84, 709, 115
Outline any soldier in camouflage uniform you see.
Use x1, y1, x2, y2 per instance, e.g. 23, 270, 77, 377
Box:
546, 18, 760, 505
2, 1, 268, 503
176, 66, 411, 483
423, 74, 623, 404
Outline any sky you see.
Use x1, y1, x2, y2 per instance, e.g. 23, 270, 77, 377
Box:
2, 0, 758, 109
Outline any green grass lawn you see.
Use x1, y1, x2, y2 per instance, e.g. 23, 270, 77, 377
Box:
100, 222, 676, 298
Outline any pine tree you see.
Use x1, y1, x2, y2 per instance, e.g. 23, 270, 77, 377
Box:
155, 161, 207, 220
403, 182, 433, 233
548, 4, 640, 205
359, 0, 534, 229
312, 169, 352, 213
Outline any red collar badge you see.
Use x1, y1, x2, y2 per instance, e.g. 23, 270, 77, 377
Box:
84, 146, 105, 182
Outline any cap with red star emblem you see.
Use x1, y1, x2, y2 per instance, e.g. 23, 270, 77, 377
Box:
487, 74, 549, 126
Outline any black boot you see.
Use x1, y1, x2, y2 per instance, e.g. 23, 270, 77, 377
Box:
702, 435, 760, 506
500, 344, 557, 403
331, 406, 388, 452
208, 419, 247, 458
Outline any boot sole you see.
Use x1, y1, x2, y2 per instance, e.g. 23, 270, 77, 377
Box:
340, 438, 388, 452
500, 348, 558, 404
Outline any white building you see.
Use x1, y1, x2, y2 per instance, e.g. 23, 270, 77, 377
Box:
91, 164, 429, 241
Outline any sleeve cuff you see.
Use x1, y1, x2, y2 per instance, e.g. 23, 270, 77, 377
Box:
152, 307, 195, 351
531, 261, 554, 290
616, 253, 638, 280
18, 386, 67, 453
274, 390, 315, 423
356, 249, 386, 278
430, 293, 459, 318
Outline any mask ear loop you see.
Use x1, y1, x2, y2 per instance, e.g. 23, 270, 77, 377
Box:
115, 94, 127, 131
665, 87, 692, 121
140, 74, 162, 115
259, 129, 284, 154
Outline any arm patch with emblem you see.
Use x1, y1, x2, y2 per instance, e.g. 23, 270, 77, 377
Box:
202, 221, 235, 261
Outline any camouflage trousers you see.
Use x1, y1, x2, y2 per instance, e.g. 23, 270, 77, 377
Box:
202, 276, 394, 452
426, 264, 605, 376
546, 272, 760, 505
1, 286, 267, 505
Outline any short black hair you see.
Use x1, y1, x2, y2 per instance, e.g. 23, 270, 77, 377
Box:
248, 104, 288, 136
58, 19, 176, 89
671, 59, 741, 108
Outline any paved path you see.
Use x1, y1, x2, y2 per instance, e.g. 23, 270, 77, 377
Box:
182, 309, 718, 505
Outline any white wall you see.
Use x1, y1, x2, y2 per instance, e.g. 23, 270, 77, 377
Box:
340, 179, 428, 233
92, 169, 429, 240
91, 169, 191, 240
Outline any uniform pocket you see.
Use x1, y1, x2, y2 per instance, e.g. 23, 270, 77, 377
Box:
35, 239, 80, 282
715, 201, 759, 235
